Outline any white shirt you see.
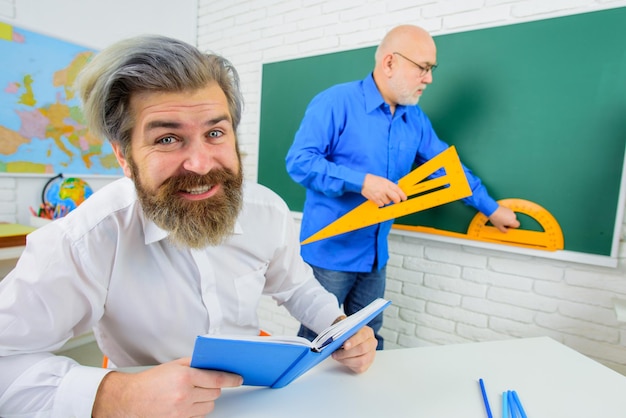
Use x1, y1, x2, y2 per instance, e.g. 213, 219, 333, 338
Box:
0, 178, 342, 417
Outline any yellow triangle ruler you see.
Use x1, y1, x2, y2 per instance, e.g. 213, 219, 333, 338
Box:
393, 198, 564, 251
301, 146, 472, 245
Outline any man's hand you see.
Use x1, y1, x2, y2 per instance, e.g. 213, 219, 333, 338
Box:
362, 174, 407, 207
488, 205, 520, 233
92, 357, 242, 417
331, 326, 377, 374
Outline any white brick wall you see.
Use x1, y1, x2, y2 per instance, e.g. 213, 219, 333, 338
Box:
196, 0, 626, 374
0, 177, 17, 223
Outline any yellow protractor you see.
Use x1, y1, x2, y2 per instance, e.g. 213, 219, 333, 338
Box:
392, 198, 564, 251
466, 198, 564, 251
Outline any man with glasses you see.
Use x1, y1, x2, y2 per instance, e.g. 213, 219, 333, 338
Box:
286, 25, 519, 350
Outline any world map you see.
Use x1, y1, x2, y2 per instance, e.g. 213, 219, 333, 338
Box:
0, 22, 122, 176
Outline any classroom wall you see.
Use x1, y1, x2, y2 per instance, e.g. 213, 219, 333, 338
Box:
194, 0, 626, 374
0, 0, 197, 225
2, 0, 626, 375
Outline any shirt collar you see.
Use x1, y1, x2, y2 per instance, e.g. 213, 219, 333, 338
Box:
363, 73, 386, 114
143, 217, 169, 245
363, 73, 408, 120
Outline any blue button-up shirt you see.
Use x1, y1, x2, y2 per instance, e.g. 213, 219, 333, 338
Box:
286, 74, 498, 272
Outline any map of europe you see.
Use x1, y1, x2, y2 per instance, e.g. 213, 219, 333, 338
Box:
0, 22, 122, 175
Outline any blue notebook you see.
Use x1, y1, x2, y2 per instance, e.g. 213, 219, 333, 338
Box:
190, 298, 391, 388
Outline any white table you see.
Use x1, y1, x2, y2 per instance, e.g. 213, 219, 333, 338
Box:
210, 337, 626, 417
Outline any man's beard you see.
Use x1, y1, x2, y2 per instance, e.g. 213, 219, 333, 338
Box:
389, 76, 422, 106
129, 159, 244, 249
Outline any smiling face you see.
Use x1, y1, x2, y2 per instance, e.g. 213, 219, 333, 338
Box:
111, 82, 243, 248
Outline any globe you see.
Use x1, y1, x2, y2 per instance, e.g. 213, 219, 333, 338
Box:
44, 176, 93, 212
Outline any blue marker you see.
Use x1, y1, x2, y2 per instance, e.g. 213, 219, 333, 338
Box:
502, 390, 510, 418
511, 390, 528, 418
508, 391, 518, 418
478, 378, 493, 418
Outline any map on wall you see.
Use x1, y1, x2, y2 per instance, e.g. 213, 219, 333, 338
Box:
0, 22, 122, 176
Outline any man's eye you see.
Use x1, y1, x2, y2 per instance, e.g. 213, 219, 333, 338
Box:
208, 130, 223, 138
157, 136, 177, 145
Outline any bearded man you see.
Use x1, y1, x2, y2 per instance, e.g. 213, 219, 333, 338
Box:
0, 35, 377, 417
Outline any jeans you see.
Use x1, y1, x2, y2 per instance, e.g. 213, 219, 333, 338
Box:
298, 264, 386, 350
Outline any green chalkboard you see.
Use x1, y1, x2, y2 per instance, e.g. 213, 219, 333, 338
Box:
258, 8, 626, 257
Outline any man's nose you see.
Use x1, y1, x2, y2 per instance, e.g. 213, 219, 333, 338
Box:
422, 70, 433, 84
181, 139, 215, 175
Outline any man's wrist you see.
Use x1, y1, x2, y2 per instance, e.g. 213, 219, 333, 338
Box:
92, 371, 124, 416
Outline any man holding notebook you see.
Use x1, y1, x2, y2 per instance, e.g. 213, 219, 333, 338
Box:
0, 35, 377, 417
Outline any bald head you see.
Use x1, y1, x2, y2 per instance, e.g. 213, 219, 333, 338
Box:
375, 25, 436, 68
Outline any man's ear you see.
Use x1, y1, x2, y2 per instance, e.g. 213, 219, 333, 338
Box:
382, 53, 395, 77
111, 142, 133, 178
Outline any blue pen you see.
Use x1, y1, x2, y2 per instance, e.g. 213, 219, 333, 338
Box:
511, 390, 528, 418
502, 391, 510, 418
478, 378, 493, 418
508, 391, 519, 418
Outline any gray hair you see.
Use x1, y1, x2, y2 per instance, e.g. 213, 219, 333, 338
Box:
76, 35, 243, 157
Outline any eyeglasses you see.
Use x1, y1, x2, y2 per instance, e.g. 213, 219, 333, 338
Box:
393, 52, 437, 77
